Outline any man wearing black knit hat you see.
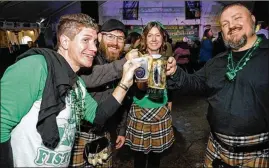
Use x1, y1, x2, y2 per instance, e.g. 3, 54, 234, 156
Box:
70, 19, 139, 168
98, 19, 127, 62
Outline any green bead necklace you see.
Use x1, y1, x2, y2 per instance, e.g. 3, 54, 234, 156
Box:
226, 37, 262, 81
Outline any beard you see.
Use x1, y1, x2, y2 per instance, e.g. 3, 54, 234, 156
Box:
224, 34, 247, 50
99, 40, 123, 62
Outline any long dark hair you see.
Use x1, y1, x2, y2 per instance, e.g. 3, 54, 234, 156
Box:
139, 21, 167, 54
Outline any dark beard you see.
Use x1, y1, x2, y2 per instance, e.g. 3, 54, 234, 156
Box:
224, 34, 247, 50
99, 40, 122, 62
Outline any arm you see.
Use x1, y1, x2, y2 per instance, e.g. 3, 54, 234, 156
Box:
80, 49, 140, 89
116, 91, 133, 136
80, 58, 126, 88
83, 60, 140, 126
167, 64, 207, 95
167, 89, 173, 111
116, 109, 128, 136
0, 55, 47, 166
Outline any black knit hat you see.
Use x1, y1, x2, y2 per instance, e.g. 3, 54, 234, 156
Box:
101, 19, 126, 36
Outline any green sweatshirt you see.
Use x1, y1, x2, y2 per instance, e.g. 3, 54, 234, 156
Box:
0, 55, 97, 167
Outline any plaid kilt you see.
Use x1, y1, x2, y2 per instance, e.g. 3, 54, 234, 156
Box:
204, 132, 269, 168
69, 131, 112, 168
125, 104, 174, 154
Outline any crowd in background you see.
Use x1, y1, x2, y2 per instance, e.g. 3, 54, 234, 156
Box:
2, 20, 268, 78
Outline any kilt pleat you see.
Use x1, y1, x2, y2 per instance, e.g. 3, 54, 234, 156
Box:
125, 104, 174, 154
204, 132, 269, 168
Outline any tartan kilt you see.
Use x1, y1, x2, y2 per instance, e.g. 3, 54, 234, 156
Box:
204, 132, 269, 168
125, 104, 174, 154
69, 131, 112, 168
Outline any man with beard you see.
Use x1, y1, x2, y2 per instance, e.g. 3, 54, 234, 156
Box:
70, 19, 135, 168
166, 3, 269, 167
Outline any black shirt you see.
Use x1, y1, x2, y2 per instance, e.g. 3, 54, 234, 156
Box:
167, 37, 269, 136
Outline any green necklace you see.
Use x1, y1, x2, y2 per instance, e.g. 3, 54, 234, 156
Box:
71, 81, 86, 133
226, 37, 262, 81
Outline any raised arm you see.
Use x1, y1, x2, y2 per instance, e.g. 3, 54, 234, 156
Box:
84, 60, 140, 126
80, 58, 126, 88
166, 56, 208, 95
80, 49, 140, 88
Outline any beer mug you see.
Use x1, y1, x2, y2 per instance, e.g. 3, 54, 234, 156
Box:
148, 54, 167, 89
133, 54, 152, 82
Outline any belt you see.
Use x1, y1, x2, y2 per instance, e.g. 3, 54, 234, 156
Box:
211, 132, 269, 153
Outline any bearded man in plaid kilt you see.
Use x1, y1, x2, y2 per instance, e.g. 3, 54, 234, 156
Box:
167, 3, 269, 168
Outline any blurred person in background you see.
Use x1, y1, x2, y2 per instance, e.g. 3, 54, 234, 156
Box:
256, 21, 268, 39
124, 32, 141, 54
199, 28, 214, 67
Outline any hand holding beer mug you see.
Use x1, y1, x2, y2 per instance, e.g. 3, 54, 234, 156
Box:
132, 53, 168, 101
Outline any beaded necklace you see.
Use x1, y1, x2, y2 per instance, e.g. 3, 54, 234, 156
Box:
71, 81, 85, 133
226, 37, 262, 81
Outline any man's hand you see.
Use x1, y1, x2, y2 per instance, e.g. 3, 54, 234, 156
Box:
120, 60, 141, 88
125, 49, 140, 60
166, 56, 177, 76
115, 136, 125, 149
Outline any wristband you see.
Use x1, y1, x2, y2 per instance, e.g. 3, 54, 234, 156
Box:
118, 83, 129, 91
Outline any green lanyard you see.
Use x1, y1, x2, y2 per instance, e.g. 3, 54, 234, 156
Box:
226, 37, 262, 81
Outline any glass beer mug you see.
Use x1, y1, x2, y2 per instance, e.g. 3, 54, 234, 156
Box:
133, 53, 152, 82
147, 54, 168, 101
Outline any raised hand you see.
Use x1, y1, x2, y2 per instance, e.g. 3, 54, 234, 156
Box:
166, 56, 177, 76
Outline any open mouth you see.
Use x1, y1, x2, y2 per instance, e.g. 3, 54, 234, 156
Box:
229, 28, 242, 35
84, 54, 94, 61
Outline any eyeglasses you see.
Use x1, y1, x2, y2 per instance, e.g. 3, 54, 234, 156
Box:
102, 33, 125, 43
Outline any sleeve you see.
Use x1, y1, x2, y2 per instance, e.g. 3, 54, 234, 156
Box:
84, 94, 121, 126
167, 63, 208, 95
116, 108, 128, 136
0, 55, 47, 143
167, 89, 174, 102
80, 58, 126, 88
116, 92, 134, 136
80, 76, 122, 126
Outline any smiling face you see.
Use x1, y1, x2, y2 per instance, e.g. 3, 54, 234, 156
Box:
98, 30, 125, 62
220, 5, 256, 50
68, 27, 98, 68
146, 26, 163, 53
